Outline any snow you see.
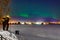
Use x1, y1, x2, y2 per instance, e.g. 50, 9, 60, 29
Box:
0, 30, 18, 40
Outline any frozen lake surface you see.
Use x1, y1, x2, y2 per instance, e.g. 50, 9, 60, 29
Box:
0, 25, 60, 40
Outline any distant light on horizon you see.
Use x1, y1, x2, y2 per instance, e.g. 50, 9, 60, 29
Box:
25, 22, 32, 25
34, 22, 43, 25
9, 20, 18, 23
20, 22, 25, 24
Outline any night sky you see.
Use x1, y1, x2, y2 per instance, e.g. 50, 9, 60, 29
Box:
10, 0, 60, 21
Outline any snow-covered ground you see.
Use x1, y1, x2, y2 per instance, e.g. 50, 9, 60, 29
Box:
0, 25, 60, 40
0, 30, 18, 40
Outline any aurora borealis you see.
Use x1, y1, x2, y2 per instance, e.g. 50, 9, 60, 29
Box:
10, 0, 60, 21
